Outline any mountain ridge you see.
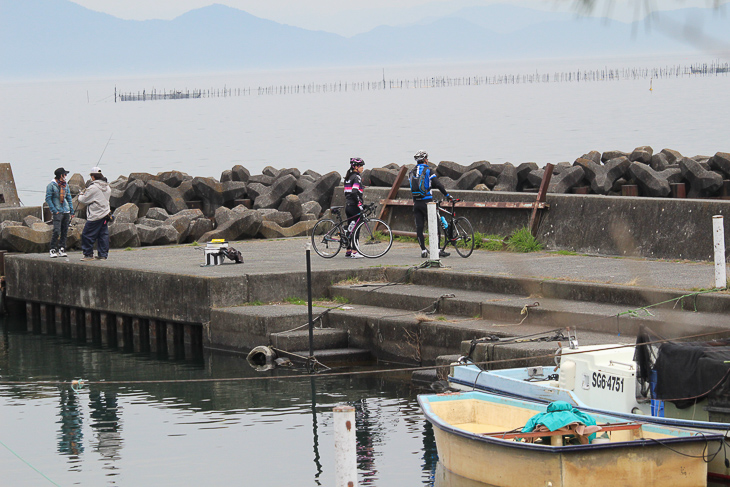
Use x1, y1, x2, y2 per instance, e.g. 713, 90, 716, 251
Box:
0, 0, 722, 79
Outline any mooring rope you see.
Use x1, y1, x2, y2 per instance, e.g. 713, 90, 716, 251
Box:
0, 438, 61, 486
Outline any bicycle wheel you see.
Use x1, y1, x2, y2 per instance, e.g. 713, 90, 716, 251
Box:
354, 218, 393, 258
311, 219, 343, 258
452, 217, 474, 258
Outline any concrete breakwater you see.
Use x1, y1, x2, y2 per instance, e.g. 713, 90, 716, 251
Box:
1, 146, 729, 261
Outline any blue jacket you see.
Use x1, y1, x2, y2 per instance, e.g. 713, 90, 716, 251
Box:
45, 180, 73, 214
410, 163, 449, 201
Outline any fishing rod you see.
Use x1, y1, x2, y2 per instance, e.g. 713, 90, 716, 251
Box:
96, 133, 113, 168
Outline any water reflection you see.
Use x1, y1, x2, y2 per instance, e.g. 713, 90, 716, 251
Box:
0, 316, 438, 486
58, 388, 84, 458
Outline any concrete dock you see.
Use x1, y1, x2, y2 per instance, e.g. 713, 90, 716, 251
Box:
6, 237, 730, 367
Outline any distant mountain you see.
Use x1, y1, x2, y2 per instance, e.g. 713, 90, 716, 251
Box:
0, 0, 724, 79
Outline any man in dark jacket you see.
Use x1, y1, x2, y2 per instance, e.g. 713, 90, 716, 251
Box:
45, 167, 74, 258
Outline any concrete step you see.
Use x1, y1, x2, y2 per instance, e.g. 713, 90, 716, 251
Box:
278, 348, 372, 365
270, 328, 348, 351
321, 303, 635, 366
329, 282, 730, 340
399, 268, 730, 314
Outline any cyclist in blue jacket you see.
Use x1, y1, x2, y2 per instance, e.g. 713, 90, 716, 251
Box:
410, 151, 451, 258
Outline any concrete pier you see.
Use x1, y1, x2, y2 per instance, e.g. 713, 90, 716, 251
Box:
6, 237, 730, 365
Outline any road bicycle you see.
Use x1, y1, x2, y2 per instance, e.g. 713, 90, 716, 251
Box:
311, 203, 393, 258
437, 198, 475, 258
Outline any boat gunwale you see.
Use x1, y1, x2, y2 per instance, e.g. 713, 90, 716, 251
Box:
418, 392, 723, 454
449, 368, 730, 432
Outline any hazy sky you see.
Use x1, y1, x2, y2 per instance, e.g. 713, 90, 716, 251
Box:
68, 0, 725, 35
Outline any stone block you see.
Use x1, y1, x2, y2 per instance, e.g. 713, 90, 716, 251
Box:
222, 181, 247, 203
157, 170, 186, 188
128, 172, 159, 184
145, 181, 187, 215
108, 222, 140, 248
187, 218, 214, 243
578, 151, 602, 164
110, 179, 146, 209
165, 213, 193, 242
679, 157, 723, 198
628, 162, 671, 197
231, 165, 250, 183
493, 163, 517, 192
135, 217, 165, 228
1, 226, 51, 253
112, 203, 139, 224
660, 148, 683, 165
576, 156, 629, 195
220, 169, 233, 183
601, 150, 629, 163
709, 152, 730, 178
146, 207, 169, 221
301, 201, 322, 218
248, 174, 275, 186
136, 224, 179, 246
200, 209, 262, 241
548, 166, 585, 193
258, 220, 317, 239
296, 175, 315, 194
246, 183, 268, 202
278, 194, 303, 222
436, 161, 468, 180
262, 166, 280, 178
467, 160, 492, 177
253, 174, 297, 210
261, 210, 294, 228
192, 177, 225, 217
650, 153, 671, 172
629, 146, 653, 164
369, 168, 401, 187
299, 171, 341, 210
454, 169, 482, 190
279, 168, 301, 179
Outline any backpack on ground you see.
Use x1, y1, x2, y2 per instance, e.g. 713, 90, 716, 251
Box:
409, 166, 429, 198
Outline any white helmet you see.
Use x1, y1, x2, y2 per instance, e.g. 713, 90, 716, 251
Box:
414, 150, 428, 162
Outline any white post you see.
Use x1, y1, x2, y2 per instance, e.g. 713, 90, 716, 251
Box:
427, 202, 440, 262
334, 405, 357, 487
713, 215, 727, 288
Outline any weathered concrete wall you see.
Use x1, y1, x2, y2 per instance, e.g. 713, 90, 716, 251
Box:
337, 187, 730, 261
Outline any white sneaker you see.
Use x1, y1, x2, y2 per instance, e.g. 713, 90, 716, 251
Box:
349, 252, 364, 259
58, 248, 67, 257
50, 249, 58, 258
421, 249, 429, 258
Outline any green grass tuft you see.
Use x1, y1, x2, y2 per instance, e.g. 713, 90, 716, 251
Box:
247, 300, 264, 306
555, 250, 577, 256
285, 297, 307, 305
506, 227, 543, 253
332, 295, 350, 304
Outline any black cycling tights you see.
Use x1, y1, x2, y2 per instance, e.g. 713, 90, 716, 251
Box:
345, 204, 361, 251
413, 199, 428, 250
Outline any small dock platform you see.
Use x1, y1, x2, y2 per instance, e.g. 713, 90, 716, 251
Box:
6, 237, 730, 365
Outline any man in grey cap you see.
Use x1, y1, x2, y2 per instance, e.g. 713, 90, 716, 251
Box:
45, 167, 74, 258
78, 167, 111, 261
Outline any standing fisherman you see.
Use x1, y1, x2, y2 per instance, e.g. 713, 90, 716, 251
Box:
78, 167, 111, 261
46, 167, 74, 258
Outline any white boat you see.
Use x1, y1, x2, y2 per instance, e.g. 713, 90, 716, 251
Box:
419, 390, 718, 487
448, 338, 730, 480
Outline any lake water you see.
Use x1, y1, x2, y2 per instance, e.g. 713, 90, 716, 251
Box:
2, 55, 729, 206
0, 316, 439, 486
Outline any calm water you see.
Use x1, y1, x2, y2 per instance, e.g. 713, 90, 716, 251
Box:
2, 55, 729, 206
0, 315, 442, 486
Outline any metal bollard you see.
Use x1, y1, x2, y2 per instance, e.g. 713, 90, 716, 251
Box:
334, 405, 357, 487
427, 202, 440, 263
713, 215, 727, 288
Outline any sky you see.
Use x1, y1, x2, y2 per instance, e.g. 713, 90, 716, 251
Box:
67, 0, 727, 36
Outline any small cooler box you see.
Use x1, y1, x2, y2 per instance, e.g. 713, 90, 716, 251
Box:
204, 240, 228, 266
